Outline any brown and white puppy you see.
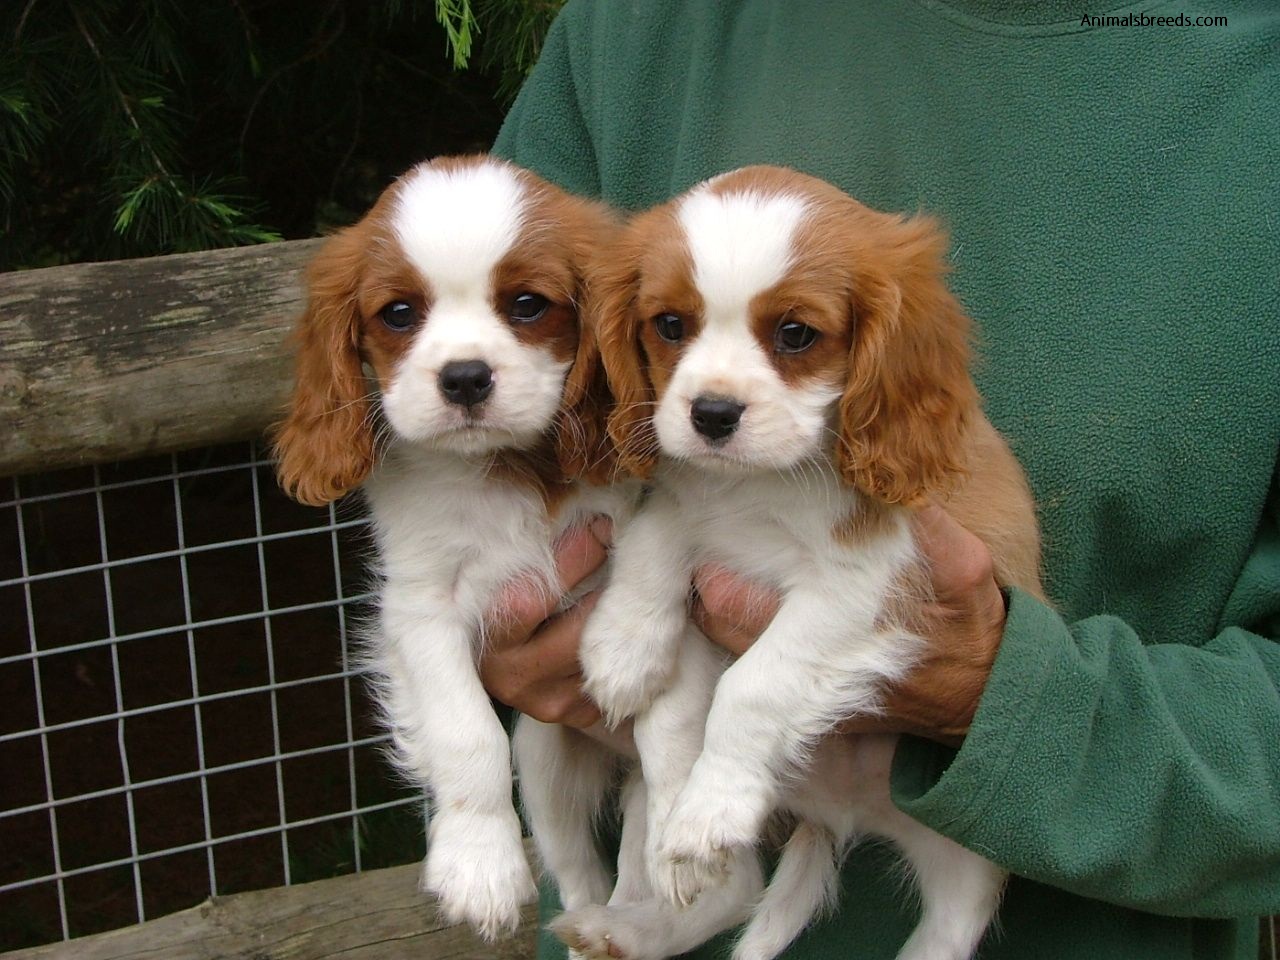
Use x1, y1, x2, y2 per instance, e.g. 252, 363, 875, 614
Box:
273, 155, 641, 940
574, 166, 1043, 960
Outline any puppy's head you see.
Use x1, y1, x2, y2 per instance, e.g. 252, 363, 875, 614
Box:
273, 156, 613, 506
595, 166, 977, 505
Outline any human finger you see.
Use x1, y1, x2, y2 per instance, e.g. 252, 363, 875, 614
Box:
485, 521, 610, 649
691, 565, 780, 654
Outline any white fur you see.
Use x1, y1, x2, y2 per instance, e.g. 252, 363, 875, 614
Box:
366, 411, 641, 940
349, 159, 648, 939
578, 182, 1005, 960
393, 160, 525, 293
678, 187, 805, 310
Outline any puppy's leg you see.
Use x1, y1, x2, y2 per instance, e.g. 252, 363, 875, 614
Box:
612, 768, 655, 904
733, 737, 863, 960
840, 737, 1003, 960
559, 853, 762, 959
888, 820, 1005, 960
555, 771, 763, 960
731, 821, 841, 960
580, 490, 693, 725
632, 626, 725, 887
513, 716, 615, 911
655, 588, 914, 905
379, 601, 534, 940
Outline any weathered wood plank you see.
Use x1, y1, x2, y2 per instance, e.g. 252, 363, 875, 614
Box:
0, 861, 539, 960
0, 239, 321, 476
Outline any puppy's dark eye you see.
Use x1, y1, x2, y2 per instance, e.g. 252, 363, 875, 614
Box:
510, 292, 550, 324
381, 301, 416, 331
654, 313, 684, 343
775, 320, 819, 354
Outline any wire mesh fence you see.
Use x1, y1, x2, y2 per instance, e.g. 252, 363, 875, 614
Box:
0, 441, 425, 951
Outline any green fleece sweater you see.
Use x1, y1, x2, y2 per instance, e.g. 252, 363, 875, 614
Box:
492, 2, 1280, 957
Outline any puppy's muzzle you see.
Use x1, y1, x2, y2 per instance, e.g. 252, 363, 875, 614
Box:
439, 360, 494, 408
691, 395, 745, 442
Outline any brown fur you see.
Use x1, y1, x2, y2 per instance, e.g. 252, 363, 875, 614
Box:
829, 210, 978, 507
831, 498, 898, 546
270, 155, 618, 507
272, 216, 386, 507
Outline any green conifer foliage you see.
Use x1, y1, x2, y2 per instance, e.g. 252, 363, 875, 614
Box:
1, 0, 561, 270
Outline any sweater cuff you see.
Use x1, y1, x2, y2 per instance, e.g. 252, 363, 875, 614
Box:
889, 586, 1065, 836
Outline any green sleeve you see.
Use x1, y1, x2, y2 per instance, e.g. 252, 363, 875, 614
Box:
491, 3, 599, 196
892, 478, 1280, 918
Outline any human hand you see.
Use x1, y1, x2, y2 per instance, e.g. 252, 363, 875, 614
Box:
478, 518, 612, 729
691, 504, 1007, 745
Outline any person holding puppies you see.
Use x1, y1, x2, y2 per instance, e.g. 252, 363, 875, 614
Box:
482, 2, 1280, 958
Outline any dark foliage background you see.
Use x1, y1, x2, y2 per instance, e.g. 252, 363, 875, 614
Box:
0, 0, 561, 271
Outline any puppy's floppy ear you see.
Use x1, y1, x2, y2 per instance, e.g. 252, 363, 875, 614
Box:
548, 198, 621, 485
836, 211, 978, 506
272, 224, 377, 506
554, 285, 615, 484
591, 223, 658, 479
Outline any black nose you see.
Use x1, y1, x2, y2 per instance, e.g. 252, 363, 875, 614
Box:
690, 396, 745, 441
438, 360, 494, 408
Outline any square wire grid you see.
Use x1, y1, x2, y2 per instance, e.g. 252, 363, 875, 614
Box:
0, 442, 425, 950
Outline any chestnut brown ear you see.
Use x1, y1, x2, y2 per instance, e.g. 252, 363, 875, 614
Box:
836, 212, 978, 505
541, 196, 620, 485
553, 312, 616, 484
271, 226, 377, 506
591, 242, 658, 480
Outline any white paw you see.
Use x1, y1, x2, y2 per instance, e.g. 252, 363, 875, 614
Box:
579, 600, 680, 725
654, 789, 763, 907
551, 903, 660, 960
422, 811, 536, 941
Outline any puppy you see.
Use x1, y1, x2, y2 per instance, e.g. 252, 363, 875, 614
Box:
272, 155, 652, 940
577, 166, 1044, 960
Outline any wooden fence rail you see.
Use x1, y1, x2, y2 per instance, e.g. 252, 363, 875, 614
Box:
1, 861, 538, 960
0, 239, 320, 477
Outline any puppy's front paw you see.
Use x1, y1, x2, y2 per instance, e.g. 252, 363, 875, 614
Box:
422, 811, 536, 940
579, 598, 680, 725
654, 788, 762, 907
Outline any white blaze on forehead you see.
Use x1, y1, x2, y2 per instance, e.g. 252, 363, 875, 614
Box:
677, 187, 808, 324
392, 161, 526, 297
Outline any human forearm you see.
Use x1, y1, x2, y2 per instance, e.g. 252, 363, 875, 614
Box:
892, 586, 1280, 917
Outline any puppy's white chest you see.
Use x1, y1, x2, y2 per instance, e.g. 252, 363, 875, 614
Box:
365, 450, 549, 609
665, 467, 863, 589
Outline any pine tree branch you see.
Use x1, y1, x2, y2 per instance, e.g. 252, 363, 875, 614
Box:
70, 2, 170, 177
236, 0, 346, 158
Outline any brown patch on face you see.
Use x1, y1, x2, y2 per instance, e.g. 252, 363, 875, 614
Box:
490, 169, 621, 489
630, 210, 703, 402
489, 255, 578, 364
748, 281, 852, 390
352, 241, 432, 387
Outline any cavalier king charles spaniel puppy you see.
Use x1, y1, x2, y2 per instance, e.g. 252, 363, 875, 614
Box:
270, 155, 700, 941
575, 166, 1044, 960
